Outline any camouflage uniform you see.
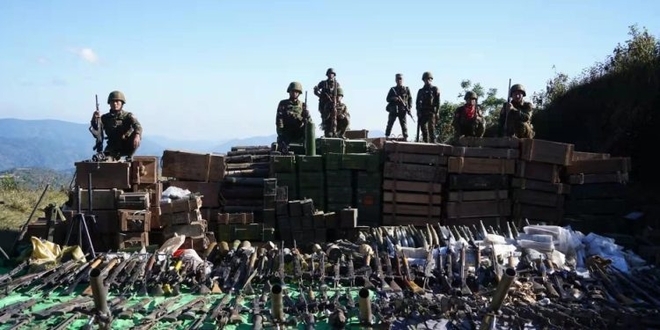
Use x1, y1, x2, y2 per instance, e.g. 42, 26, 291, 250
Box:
323, 88, 350, 138
415, 72, 440, 143
453, 91, 485, 138
93, 91, 143, 160
498, 84, 535, 138
385, 73, 413, 139
276, 82, 310, 151
314, 68, 341, 137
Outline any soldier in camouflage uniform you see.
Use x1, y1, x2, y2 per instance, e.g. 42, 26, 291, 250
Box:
314, 68, 341, 137
333, 88, 350, 138
498, 84, 535, 138
91, 90, 142, 161
415, 72, 440, 143
385, 73, 413, 140
276, 82, 311, 153
453, 91, 485, 138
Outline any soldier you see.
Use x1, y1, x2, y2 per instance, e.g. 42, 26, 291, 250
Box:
415, 71, 440, 143
498, 84, 535, 138
334, 88, 350, 139
276, 82, 311, 153
385, 73, 413, 140
314, 68, 341, 137
452, 91, 485, 139
91, 90, 142, 161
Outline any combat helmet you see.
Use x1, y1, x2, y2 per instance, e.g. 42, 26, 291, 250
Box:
287, 82, 303, 93
422, 72, 433, 80
509, 84, 526, 97
107, 90, 126, 104
464, 91, 478, 100
336, 88, 344, 97
326, 68, 336, 76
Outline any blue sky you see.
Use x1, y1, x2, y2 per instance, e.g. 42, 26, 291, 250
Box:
1, 0, 658, 140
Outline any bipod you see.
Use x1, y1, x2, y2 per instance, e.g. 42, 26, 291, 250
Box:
64, 173, 98, 258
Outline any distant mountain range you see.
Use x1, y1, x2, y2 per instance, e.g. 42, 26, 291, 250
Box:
0, 118, 384, 171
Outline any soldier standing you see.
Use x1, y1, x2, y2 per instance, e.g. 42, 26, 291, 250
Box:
276, 82, 311, 153
314, 68, 341, 137
91, 90, 142, 161
498, 84, 535, 138
415, 72, 440, 143
385, 73, 413, 140
452, 91, 485, 139
335, 88, 350, 138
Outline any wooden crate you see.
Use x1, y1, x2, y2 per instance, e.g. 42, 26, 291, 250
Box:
70, 188, 123, 210
131, 156, 159, 184
159, 209, 202, 226
446, 200, 511, 218
387, 152, 447, 166
115, 232, 149, 250
117, 191, 150, 210
448, 190, 508, 202
447, 157, 515, 175
344, 129, 369, 139
450, 146, 519, 159
568, 183, 627, 200
383, 192, 442, 205
160, 195, 203, 214
382, 203, 442, 216
572, 151, 611, 161
568, 172, 629, 185
75, 161, 132, 189
164, 180, 221, 208
118, 209, 151, 232
217, 212, 254, 225
163, 220, 208, 238
516, 161, 562, 183
520, 139, 574, 166
382, 215, 440, 226
161, 150, 226, 182
564, 199, 626, 216
383, 162, 446, 183
383, 141, 453, 155
455, 137, 520, 149
133, 182, 163, 207
565, 157, 632, 175
513, 203, 564, 224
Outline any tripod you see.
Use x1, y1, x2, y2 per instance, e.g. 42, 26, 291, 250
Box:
64, 172, 97, 258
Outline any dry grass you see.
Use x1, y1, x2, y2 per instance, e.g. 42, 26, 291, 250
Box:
0, 187, 69, 231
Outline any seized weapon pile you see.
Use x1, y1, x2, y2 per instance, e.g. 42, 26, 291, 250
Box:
1, 223, 660, 329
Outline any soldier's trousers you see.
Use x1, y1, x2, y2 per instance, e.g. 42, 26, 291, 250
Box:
337, 117, 349, 138
503, 120, 535, 139
104, 132, 139, 160
454, 119, 485, 138
385, 110, 408, 138
418, 112, 436, 143
320, 109, 337, 137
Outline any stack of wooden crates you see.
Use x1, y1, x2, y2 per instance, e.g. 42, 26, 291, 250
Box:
381, 141, 449, 226
445, 137, 517, 228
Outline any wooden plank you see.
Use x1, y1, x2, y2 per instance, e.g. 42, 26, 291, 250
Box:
572, 151, 611, 161
511, 178, 570, 194
448, 190, 508, 202
131, 156, 159, 184
455, 137, 520, 149
516, 161, 562, 183
383, 162, 447, 183
383, 192, 442, 205
565, 157, 632, 175
568, 172, 629, 185
520, 139, 574, 166
446, 200, 511, 218
161, 150, 226, 182
382, 203, 442, 216
382, 215, 438, 226
447, 174, 510, 191
450, 146, 519, 159
383, 141, 453, 155
447, 157, 516, 174
75, 161, 132, 189
387, 152, 448, 165
225, 162, 269, 170
513, 189, 565, 208
382, 180, 442, 193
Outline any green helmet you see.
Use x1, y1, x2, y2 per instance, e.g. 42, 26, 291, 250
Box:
326, 68, 336, 76
510, 84, 526, 97
107, 90, 126, 104
287, 82, 303, 93
464, 91, 478, 100
336, 88, 344, 97
422, 71, 433, 80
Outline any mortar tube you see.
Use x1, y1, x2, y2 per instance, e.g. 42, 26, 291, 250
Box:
89, 268, 111, 329
271, 284, 285, 323
358, 288, 373, 325
305, 122, 316, 156
480, 267, 516, 330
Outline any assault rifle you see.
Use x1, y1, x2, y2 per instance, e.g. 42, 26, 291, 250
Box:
390, 87, 415, 123
501, 78, 512, 137
89, 94, 106, 161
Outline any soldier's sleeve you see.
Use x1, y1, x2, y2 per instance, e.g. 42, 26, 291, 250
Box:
127, 113, 143, 135
276, 101, 285, 134
415, 89, 422, 111
313, 81, 323, 96
433, 87, 441, 112
519, 102, 534, 122
497, 105, 507, 136
452, 107, 461, 127
386, 88, 396, 103
406, 87, 413, 108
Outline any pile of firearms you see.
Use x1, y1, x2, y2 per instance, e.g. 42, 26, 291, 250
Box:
1, 222, 659, 329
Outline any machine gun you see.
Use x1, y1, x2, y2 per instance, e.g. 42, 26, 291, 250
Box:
89, 94, 106, 162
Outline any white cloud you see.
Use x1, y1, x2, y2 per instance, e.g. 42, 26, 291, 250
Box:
69, 47, 99, 63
